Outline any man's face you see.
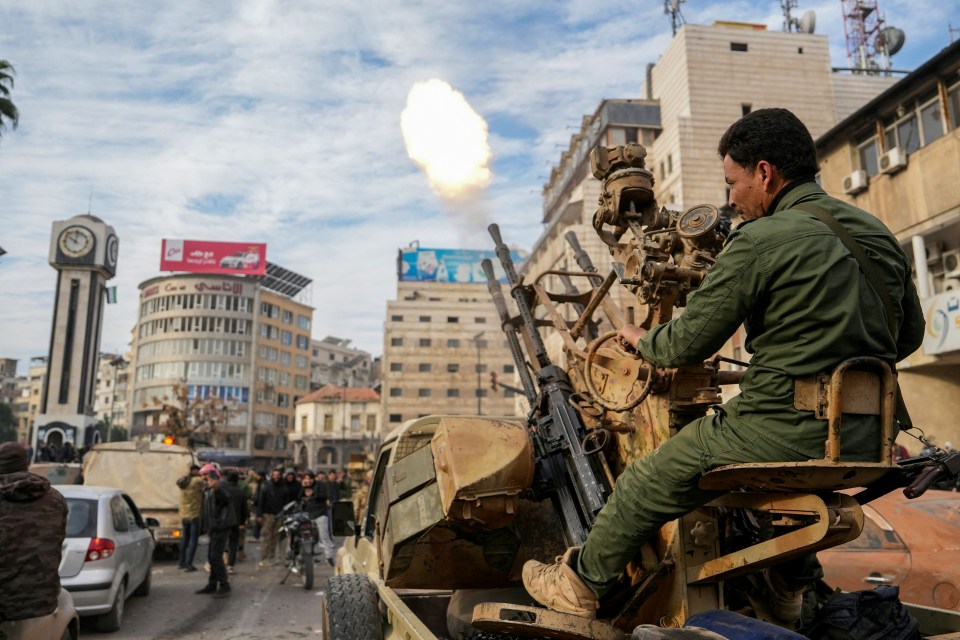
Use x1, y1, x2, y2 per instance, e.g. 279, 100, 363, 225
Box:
205, 476, 219, 488
723, 155, 766, 222
285, 473, 295, 482
327, 472, 336, 481
271, 470, 282, 482
302, 475, 314, 487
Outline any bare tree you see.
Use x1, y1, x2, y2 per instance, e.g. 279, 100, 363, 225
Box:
0, 60, 19, 141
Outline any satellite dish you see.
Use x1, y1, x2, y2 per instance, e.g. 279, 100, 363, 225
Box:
799, 10, 816, 34
879, 26, 906, 56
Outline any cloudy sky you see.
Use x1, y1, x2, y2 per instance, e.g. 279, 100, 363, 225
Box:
0, 0, 956, 371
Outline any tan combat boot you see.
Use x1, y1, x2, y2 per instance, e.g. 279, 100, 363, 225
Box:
522, 547, 599, 619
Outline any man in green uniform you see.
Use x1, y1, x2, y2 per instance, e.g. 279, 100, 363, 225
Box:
523, 108, 926, 619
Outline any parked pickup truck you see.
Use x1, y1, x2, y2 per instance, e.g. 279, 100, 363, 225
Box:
83, 440, 196, 557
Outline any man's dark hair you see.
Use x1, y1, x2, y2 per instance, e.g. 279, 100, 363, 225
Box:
717, 108, 819, 180
226, 470, 240, 483
190, 464, 201, 471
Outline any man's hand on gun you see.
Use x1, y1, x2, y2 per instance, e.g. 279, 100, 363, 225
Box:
616, 324, 646, 355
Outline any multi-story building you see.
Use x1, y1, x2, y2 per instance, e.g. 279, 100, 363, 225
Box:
16, 357, 47, 445
0, 358, 25, 441
816, 39, 960, 447
129, 267, 313, 464
92, 353, 129, 437
310, 336, 375, 390
291, 385, 381, 472
382, 272, 520, 430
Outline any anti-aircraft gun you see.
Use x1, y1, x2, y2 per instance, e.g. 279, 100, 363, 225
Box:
324, 142, 960, 640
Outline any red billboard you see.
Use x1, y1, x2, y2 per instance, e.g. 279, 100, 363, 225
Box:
161, 239, 267, 276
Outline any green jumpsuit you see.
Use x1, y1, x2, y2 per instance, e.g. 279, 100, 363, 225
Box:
576, 181, 926, 596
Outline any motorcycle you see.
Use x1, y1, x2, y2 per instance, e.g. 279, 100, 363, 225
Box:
278, 501, 318, 590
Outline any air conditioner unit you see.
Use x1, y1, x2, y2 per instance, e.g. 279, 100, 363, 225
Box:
842, 169, 868, 195
879, 147, 908, 175
943, 249, 960, 278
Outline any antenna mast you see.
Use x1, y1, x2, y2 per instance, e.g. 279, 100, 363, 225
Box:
664, 0, 686, 36
841, 0, 904, 74
782, 0, 799, 32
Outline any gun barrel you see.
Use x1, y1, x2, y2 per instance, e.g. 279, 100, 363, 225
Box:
482, 259, 537, 405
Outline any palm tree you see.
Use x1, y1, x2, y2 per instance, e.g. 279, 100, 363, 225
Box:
0, 60, 19, 140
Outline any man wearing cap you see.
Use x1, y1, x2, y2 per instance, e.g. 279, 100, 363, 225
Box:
176, 463, 204, 572
196, 464, 236, 597
0, 442, 68, 622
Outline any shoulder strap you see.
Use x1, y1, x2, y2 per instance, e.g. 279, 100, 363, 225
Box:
793, 203, 896, 336
793, 202, 913, 430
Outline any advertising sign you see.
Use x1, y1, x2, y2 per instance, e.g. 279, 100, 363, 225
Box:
161, 239, 267, 276
398, 246, 528, 284
922, 289, 960, 356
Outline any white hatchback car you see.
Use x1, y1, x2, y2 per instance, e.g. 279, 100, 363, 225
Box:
57, 486, 156, 632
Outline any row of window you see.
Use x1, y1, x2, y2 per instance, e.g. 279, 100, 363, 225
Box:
139, 316, 251, 339
137, 338, 249, 359
257, 345, 310, 370
255, 388, 300, 407
260, 302, 311, 330
141, 293, 254, 317
391, 314, 489, 324
303, 414, 378, 433
254, 412, 290, 431
256, 366, 310, 390
135, 361, 248, 382
388, 387, 514, 398
389, 337, 507, 348
856, 81, 960, 176
388, 362, 514, 374
258, 323, 310, 350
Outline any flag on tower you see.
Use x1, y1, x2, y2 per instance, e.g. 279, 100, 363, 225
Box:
105, 286, 118, 304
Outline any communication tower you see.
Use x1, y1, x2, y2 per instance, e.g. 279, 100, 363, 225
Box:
841, 0, 905, 74
665, 0, 686, 36
782, 0, 816, 34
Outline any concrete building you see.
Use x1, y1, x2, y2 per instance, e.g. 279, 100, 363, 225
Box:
14, 358, 48, 446
0, 358, 26, 441
816, 39, 960, 449
291, 385, 381, 472
93, 353, 129, 436
310, 337, 376, 390
382, 279, 519, 429
129, 267, 313, 464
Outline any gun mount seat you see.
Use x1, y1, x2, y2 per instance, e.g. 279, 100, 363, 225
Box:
689, 357, 897, 584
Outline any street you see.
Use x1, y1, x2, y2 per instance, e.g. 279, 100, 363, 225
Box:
80, 539, 331, 639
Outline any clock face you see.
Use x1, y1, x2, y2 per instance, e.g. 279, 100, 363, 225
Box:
106, 235, 119, 266
58, 225, 95, 258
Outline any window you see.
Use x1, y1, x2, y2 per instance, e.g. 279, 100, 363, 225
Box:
418, 388, 431, 397
296, 335, 309, 350
389, 413, 402, 423
886, 113, 920, 155
391, 314, 403, 321
390, 363, 403, 372
857, 136, 880, 177
390, 388, 403, 397
367, 415, 377, 431
741, 103, 751, 116
475, 364, 487, 373
297, 315, 310, 330
447, 339, 460, 348
475, 339, 488, 349
920, 98, 944, 145
447, 316, 459, 323
505, 388, 515, 398
948, 82, 960, 129
280, 351, 291, 366
282, 310, 293, 325
351, 415, 361, 431
419, 315, 430, 322
281, 330, 292, 345
391, 337, 403, 347
323, 415, 333, 432
503, 364, 514, 373
475, 389, 488, 397
667, 154, 673, 174
475, 317, 486, 324
419, 338, 431, 347
730, 42, 748, 52
447, 363, 459, 373
295, 355, 308, 370
419, 363, 431, 372
447, 388, 460, 397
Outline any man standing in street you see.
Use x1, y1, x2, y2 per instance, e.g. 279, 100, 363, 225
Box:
256, 467, 287, 566
176, 463, 204, 572
196, 464, 235, 597
223, 470, 249, 574
522, 108, 925, 622
0, 442, 68, 623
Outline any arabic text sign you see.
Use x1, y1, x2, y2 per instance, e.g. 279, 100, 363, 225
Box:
398, 247, 527, 283
161, 239, 267, 276
922, 289, 960, 356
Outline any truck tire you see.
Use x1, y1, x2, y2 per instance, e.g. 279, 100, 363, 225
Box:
323, 574, 383, 640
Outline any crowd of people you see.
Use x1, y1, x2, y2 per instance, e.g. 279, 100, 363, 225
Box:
176, 463, 354, 597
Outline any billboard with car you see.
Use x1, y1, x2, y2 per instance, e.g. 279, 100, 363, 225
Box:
161, 239, 267, 275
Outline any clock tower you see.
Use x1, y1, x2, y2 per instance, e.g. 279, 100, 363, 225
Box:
33, 214, 120, 455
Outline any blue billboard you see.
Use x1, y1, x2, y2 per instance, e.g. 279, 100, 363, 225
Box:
398, 246, 528, 283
